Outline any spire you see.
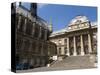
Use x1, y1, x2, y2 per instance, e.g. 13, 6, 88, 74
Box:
49, 18, 53, 32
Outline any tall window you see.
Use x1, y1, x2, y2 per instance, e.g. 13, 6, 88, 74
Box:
84, 45, 88, 54
64, 47, 67, 54
40, 27, 45, 40
19, 16, 25, 32
64, 39, 67, 44
44, 30, 47, 40
16, 37, 23, 50
83, 34, 88, 46
32, 23, 35, 36
34, 24, 40, 38
16, 14, 19, 29
42, 44, 48, 55
58, 40, 62, 45
47, 30, 50, 40
70, 47, 74, 55
24, 40, 30, 51
59, 47, 61, 55
32, 41, 36, 53
26, 20, 33, 35
77, 47, 81, 55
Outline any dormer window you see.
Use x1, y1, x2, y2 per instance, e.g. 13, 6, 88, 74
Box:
75, 20, 82, 24
58, 40, 62, 45
68, 16, 90, 30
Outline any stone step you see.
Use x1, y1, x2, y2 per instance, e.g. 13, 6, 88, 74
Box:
50, 55, 95, 68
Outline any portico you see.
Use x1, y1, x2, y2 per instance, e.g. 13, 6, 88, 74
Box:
50, 16, 97, 57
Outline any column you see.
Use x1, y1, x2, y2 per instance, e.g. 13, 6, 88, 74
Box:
88, 34, 92, 54
80, 35, 85, 55
73, 36, 77, 56
67, 37, 70, 56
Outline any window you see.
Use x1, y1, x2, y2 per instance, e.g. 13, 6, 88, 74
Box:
85, 23, 89, 27
44, 30, 47, 40
32, 23, 35, 36
64, 39, 67, 44
59, 48, 61, 55
42, 44, 48, 55
34, 24, 40, 38
24, 40, 30, 51
16, 14, 19, 28
16, 37, 23, 50
74, 26, 77, 29
19, 16, 25, 32
84, 45, 89, 54
81, 24, 84, 27
77, 47, 81, 55
77, 36, 80, 42
76, 20, 82, 24
47, 30, 50, 40
38, 43, 42, 53
26, 20, 33, 35
41, 28, 45, 40
32, 41, 36, 52
58, 40, 62, 45
64, 47, 67, 54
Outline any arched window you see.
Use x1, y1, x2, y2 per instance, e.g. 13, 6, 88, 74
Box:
19, 15, 25, 32
26, 20, 33, 35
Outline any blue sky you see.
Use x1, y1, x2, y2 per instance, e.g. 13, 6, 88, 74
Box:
22, 3, 97, 31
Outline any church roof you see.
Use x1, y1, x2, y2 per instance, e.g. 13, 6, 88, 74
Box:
16, 4, 50, 30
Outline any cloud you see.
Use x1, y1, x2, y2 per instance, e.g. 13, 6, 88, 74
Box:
37, 3, 48, 9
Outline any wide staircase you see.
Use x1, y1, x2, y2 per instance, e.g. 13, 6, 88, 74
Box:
50, 55, 96, 69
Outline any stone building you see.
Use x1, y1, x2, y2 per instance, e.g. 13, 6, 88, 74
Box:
11, 2, 57, 71
50, 15, 97, 59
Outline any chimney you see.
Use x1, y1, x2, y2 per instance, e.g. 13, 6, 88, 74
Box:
30, 3, 37, 17
19, 2, 21, 6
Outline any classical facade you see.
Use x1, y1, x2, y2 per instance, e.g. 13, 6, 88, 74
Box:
50, 16, 97, 58
11, 2, 57, 70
